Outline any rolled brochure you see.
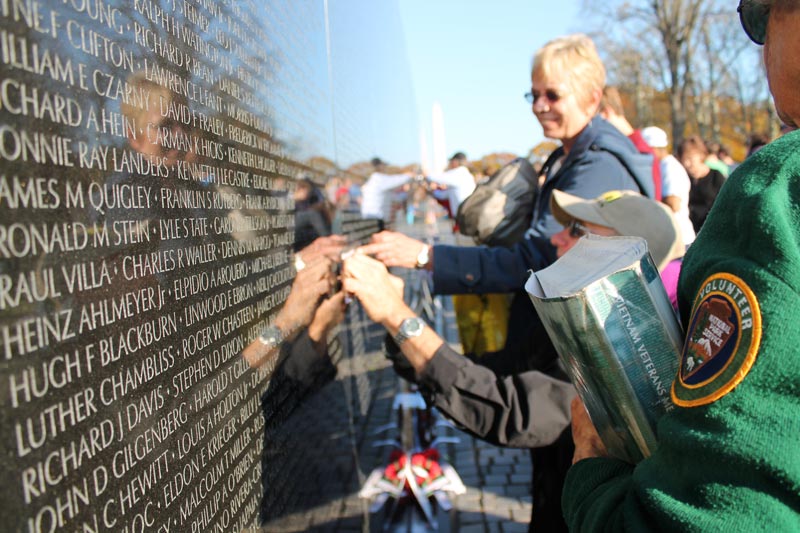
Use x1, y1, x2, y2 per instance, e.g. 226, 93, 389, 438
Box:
526, 235, 683, 463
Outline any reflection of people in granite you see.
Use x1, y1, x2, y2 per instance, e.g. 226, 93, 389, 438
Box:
240, 237, 347, 526
120, 71, 195, 171
104, 72, 195, 257
67, 72, 204, 528
294, 177, 333, 252
242, 254, 340, 371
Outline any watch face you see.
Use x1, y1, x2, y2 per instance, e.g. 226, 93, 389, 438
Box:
401, 317, 424, 336
259, 326, 283, 347
416, 245, 429, 266
395, 316, 425, 345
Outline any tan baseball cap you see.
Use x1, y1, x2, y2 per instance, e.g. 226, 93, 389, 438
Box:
550, 189, 683, 270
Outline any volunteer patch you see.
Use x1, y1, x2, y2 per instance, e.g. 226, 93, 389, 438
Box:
672, 273, 762, 407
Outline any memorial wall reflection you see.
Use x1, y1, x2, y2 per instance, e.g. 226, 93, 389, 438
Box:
0, 1, 418, 531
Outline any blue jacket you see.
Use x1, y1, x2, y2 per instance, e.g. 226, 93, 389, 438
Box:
432, 116, 653, 295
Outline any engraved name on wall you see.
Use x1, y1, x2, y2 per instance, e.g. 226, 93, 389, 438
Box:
0, 1, 330, 531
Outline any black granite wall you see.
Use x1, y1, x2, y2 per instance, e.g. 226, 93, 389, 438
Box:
0, 1, 417, 531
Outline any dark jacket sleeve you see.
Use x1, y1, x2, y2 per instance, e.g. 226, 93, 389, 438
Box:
276, 329, 336, 388
417, 344, 576, 448
432, 149, 642, 295
432, 236, 554, 295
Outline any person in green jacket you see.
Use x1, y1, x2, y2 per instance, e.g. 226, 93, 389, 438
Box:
565, 1, 800, 530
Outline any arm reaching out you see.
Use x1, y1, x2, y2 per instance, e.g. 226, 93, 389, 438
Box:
358, 231, 431, 270
343, 253, 575, 449
342, 253, 442, 372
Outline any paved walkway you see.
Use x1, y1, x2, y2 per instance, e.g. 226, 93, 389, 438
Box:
448, 436, 533, 532
355, 352, 533, 533
358, 213, 534, 532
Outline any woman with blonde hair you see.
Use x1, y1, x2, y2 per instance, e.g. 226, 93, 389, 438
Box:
360, 33, 655, 532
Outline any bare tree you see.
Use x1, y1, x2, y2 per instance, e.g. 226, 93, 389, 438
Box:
693, 4, 751, 139
583, 0, 711, 142
583, 0, 773, 151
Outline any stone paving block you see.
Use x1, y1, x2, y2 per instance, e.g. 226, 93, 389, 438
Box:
453, 492, 482, 506
478, 448, 503, 459
503, 520, 531, 532
477, 443, 501, 453
457, 511, 486, 526
505, 484, 532, 497
458, 474, 482, 487
455, 464, 480, 477
453, 444, 475, 459
512, 464, 532, 476
484, 511, 508, 523
484, 474, 509, 485
510, 503, 533, 518
481, 488, 502, 501
454, 472, 480, 484
487, 465, 513, 477
455, 450, 477, 463
488, 507, 515, 520
455, 500, 484, 513
490, 454, 519, 466
461, 486, 483, 496
486, 522, 504, 533
510, 472, 530, 484
504, 496, 531, 510
459, 525, 489, 533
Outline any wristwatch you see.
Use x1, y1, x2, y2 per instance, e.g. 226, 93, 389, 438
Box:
415, 244, 430, 269
394, 317, 425, 345
258, 325, 284, 350
294, 253, 306, 272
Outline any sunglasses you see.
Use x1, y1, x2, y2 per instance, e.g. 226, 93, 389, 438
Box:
737, 0, 769, 45
568, 220, 591, 238
524, 89, 562, 105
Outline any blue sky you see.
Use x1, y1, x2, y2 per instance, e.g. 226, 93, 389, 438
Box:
398, 0, 581, 162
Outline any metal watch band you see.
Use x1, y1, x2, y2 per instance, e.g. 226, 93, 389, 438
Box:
258, 325, 284, 350
393, 317, 425, 345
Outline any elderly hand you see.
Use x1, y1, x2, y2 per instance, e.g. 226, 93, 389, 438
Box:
243, 257, 335, 370
570, 396, 608, 464
296, 235, 347, 267
358, 231, 429, 269
342, 253, 409, 324
308, 291, 346, 344
276, 256, 334, 332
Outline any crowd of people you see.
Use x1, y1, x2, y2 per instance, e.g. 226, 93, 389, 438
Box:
261, 0, 799, 530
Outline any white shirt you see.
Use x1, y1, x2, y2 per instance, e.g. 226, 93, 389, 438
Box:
427, 166, 476, 210
360, 171, 411, 220
660, 154, 696, 246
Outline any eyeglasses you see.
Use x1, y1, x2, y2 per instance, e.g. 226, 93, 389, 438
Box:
524, 89, 562, 105
737, 0, 769, 45
568, 220, 591, 238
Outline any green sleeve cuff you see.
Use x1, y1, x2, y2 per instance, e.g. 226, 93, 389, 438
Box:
563, 457, 633, 532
